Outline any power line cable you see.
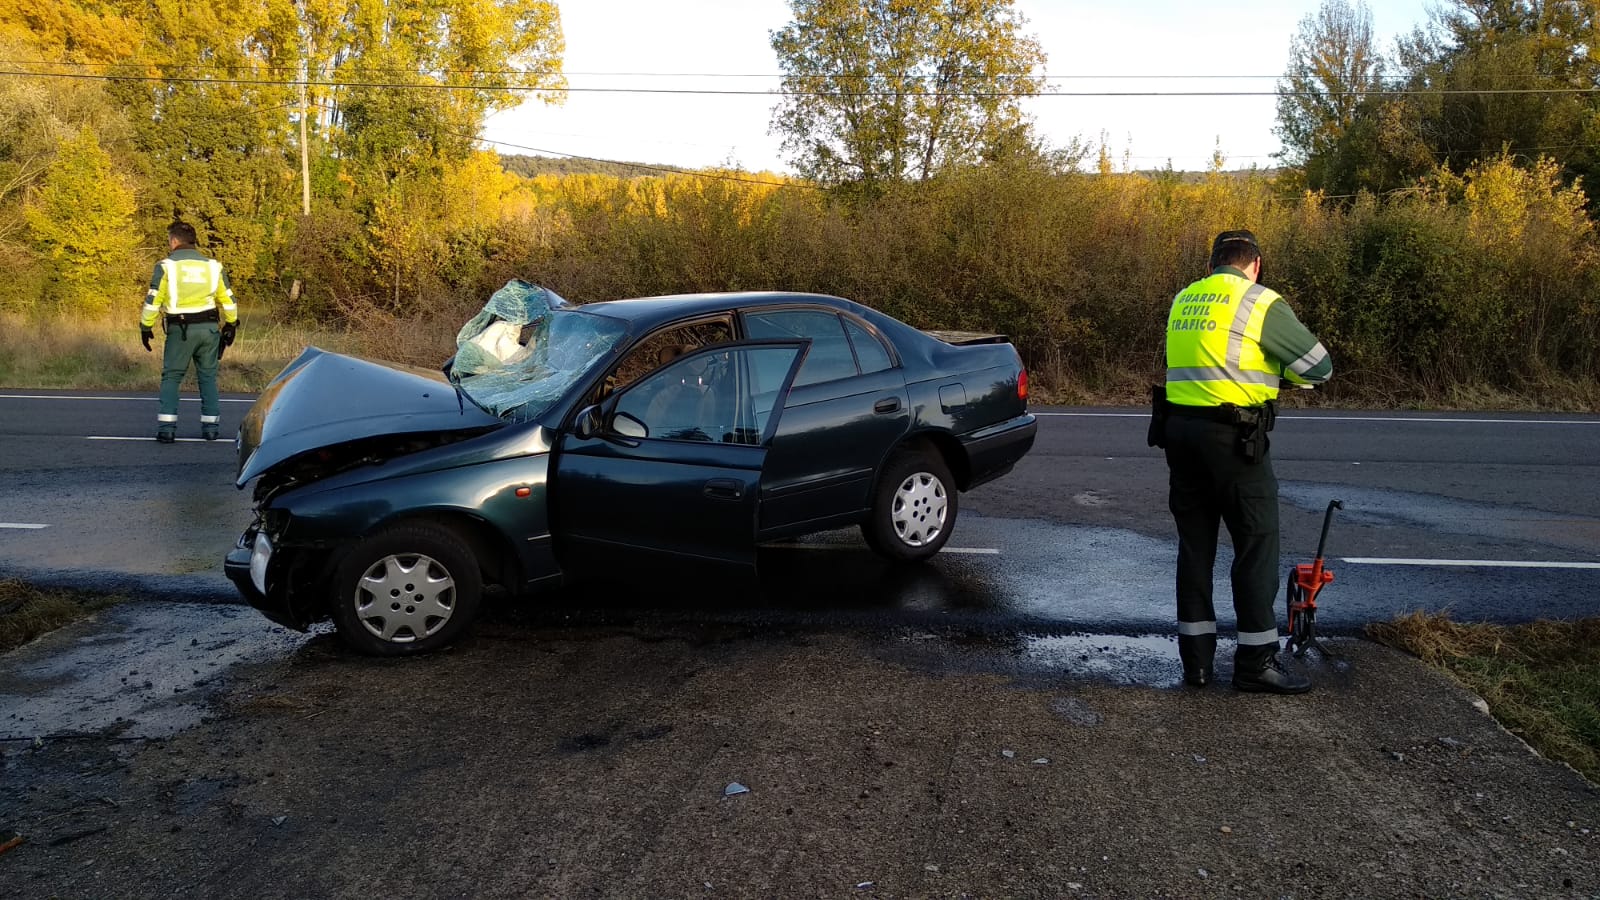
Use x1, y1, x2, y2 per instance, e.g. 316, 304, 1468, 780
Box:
0, 58, 1350, 79
2, 66, 1597, 97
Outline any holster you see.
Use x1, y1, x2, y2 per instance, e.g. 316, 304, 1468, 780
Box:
1232, 400, 1277, 463
1147, 385, 1170, 449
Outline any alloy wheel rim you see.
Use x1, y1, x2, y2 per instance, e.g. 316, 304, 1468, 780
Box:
353, 553, 456, 642
890, 471, 947, 547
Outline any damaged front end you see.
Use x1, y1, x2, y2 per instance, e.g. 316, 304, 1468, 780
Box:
225, 428, 502, 630
225, 347, 508, 629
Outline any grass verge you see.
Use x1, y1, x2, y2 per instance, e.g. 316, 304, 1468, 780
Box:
1368, 612, 1600, 783
0, 313, 351, 393
0, 580, 123, 655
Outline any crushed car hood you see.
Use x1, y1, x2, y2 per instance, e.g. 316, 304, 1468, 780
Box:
236, 347, 504, 487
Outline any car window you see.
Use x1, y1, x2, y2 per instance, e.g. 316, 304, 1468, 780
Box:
602, 319, 735, 400
744, 310, 857, 387
613, 346, 800, 445
843, 317, 893, 374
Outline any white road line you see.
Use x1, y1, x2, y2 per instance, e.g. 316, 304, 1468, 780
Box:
0, 394, 253, 403
1034, 412, 1600, 425
87, 436, 231, 444
761, 543, 1000, 555
0, 523, 49, 530
1343, 557, 1600, 569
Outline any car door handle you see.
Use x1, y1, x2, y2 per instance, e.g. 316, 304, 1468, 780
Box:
874, 397, 902, 414
704, 478, 744, 501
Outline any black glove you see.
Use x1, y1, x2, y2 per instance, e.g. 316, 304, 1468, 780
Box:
140, 326, 154, 352
221, 322, 237, 347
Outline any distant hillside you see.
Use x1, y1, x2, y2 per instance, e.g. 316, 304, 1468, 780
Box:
499, 154, 672, 179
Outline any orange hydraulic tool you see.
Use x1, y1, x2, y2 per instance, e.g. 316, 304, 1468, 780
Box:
1286, 499, 1343, 658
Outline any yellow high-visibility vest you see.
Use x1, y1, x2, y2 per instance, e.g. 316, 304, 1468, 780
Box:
1165, 270, 1281, 407
141, 252, 237, 328
157, 257, 225, 314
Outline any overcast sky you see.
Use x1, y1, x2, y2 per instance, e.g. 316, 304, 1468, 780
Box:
480, 0, 1435, 174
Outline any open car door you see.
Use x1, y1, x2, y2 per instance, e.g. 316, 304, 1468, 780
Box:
550, 341, 807, 575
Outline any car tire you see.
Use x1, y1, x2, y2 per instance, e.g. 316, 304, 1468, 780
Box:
330, 523, 483, 656
862, 448, 958, 563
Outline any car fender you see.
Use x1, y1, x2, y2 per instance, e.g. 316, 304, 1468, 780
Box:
269, 455, 562, 592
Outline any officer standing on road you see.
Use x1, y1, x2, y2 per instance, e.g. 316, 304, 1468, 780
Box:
1153, 230, 1332, 694
140, 221, 238, 443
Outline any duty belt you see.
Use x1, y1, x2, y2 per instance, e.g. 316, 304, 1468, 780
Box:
167, 309, 219, 325
1167, 403, 1262, 426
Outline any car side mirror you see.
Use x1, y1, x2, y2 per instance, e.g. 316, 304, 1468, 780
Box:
612, 411, 647, 439
573, 404, 603, 440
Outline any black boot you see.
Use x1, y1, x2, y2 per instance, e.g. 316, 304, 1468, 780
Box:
1178, 632, 1216, 687
202, 425, 220, 441
1232, 653, 1312, 695
156, 426, 176, 444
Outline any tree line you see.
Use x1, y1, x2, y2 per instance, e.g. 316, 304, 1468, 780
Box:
0, 0, 1597, 402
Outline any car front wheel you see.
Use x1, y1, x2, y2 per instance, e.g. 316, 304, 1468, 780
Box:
330, 523, 483, 656
862, 448, 958, 563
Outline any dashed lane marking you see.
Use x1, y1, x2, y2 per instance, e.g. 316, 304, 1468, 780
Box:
0, 394, 253, 403
0, 523, 49, 529
87, 436, 231, 444
1343, 557, 1600, 570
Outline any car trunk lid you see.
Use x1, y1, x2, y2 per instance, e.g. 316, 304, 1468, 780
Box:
921, 329, 1010, 346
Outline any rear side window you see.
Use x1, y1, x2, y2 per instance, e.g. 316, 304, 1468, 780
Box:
745, 309, 857, 387
843, 317, 892, 374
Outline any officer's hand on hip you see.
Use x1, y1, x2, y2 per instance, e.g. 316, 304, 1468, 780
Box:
140, 326, 154, 352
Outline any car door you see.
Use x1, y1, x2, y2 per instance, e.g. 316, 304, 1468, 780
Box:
551, 341, 806, 574
742, 307, 910, 539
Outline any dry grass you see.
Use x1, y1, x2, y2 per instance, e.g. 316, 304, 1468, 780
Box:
1369, 612, 1600, 782
0, 580, 123, 654
0, 313, 353, 393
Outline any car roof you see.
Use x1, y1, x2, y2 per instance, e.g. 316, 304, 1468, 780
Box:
579, 292, 862, 330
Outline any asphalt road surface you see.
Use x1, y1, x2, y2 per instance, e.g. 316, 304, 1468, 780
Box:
1, 389, 1598, 635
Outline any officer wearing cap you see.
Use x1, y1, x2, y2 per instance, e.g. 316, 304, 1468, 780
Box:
1154, 230, 1332, 693
140, 221, 239, 443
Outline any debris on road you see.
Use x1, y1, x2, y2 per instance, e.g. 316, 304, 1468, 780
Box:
724, 782, 749, 797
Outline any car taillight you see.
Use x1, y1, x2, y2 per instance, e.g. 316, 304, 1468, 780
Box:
1017, 368, 1029, 402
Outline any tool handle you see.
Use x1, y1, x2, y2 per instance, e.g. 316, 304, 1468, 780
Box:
1314, 499, 1344, 561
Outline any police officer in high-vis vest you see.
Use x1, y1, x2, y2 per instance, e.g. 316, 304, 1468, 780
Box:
140, 222, 238, 443
1155, 230, 1331, 694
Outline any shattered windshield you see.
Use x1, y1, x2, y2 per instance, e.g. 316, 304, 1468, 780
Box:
449, 281, 628, 422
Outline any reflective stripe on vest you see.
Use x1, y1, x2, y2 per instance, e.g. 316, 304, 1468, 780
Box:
1165, 272, 1281, 407
160, 257, 222, 315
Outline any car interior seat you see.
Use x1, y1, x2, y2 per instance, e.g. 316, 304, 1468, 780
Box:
645, 347, 716, 438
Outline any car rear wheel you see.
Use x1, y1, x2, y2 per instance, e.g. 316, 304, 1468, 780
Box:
862, 448, 958, 563
330, 523, 482, 656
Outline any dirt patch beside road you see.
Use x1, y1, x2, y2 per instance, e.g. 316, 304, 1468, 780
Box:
3, 618, 1597, 898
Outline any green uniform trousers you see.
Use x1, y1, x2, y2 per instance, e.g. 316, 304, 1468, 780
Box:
1163, 413, 1281, 672
158, 321, 221, 427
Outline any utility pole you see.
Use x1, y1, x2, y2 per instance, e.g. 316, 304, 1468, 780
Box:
300, 78, 311, 217
290, 66, 311, 305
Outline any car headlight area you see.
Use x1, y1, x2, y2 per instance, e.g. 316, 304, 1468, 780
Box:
249, 530, 273, 595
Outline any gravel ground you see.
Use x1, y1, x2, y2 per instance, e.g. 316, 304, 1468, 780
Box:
2, 616, 1597, 899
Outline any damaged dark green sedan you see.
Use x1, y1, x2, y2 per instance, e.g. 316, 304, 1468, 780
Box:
224, 284, 1036, 655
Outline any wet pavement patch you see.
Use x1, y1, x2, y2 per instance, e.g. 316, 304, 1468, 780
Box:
0, 601, 310, 740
